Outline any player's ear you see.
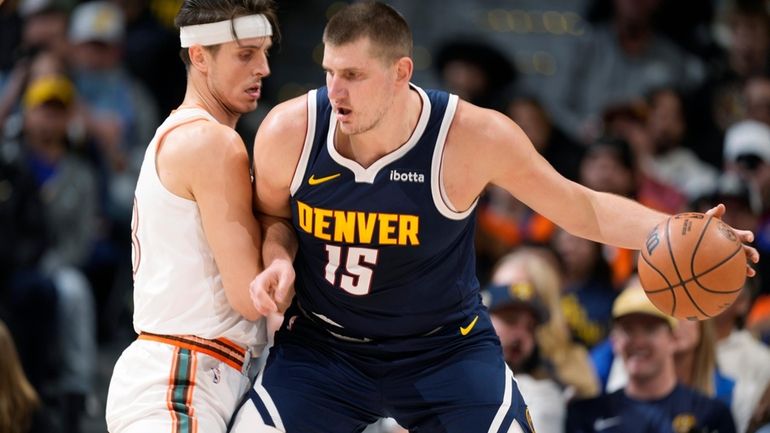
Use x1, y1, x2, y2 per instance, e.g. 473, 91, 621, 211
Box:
395, 56, 413, 85
189, 44, 209, 74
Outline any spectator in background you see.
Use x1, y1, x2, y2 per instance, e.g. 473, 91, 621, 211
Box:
506, 95, 584, 182
745, 75, 770, 127
0, 73, 58, 400
0, 0, 23, 82
2, 71, 99, 433
723, 120, 770, 295
67, 1, 161, 342
580, 135, 687, 215
548, 0, 704, 144
434, 37, 515, 111
475, 184, 556, 282
672, 319, 734, 407
0, 319, 54, 433
68, 0, 158, 224
691, 0, 770, 167
552, 228, 617, 349
18, 0, 70, 59
484, 279, 566, 433
110, 0, 186, 116
713, 281, 770, 433
0, 0, 70, 126
491, 248, 600, 399
567, 282, 736, 433
637, 87, 718, 200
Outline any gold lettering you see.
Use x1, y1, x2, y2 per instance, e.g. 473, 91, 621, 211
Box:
378, 213, 398, 245
357, 212, 377, 244
297, 201, 313, 233
333, 210, 356, 243
313, 208, 333, 241
399, 215, 420, 245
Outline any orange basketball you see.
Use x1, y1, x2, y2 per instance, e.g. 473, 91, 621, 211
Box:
637, 212, 747, 321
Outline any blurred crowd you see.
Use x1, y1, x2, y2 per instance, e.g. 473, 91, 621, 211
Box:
2, 0, 770, 432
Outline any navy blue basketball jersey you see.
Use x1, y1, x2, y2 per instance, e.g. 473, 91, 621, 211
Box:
288, 84, 480, 340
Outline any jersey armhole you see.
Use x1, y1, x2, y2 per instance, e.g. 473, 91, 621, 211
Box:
431, 95, 479, 220
152, 116, 215, 203
289, 90, 318, 196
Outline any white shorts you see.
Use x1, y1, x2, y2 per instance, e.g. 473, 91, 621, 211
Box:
106, 335, 253, 433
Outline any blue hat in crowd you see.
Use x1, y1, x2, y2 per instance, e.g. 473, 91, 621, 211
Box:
482, 281, 550, 325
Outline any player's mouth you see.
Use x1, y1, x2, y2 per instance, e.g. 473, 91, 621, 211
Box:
246, 85, 261, 100
335, 106, 352, 121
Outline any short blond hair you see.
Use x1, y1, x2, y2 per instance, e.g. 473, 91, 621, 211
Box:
323, 1, 412, 63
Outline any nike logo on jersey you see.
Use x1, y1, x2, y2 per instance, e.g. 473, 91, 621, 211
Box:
593, 416, 622, 431
308, 173, 341, 186
460, 315, 479, 336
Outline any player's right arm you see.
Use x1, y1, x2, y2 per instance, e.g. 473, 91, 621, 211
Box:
250, 95, 308, 315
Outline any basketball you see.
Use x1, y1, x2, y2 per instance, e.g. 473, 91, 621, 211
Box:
637, 212, 747, 321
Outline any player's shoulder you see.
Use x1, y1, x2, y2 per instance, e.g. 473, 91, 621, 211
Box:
448, 99, 514, 143
259, 93, 308, 139
170, 117, 243, 151
162, 117, 246, 172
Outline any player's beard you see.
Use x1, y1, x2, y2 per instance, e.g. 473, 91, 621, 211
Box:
342, 93, 393, 136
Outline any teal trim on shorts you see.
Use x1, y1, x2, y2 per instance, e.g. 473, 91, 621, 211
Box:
170, 348, 196, 433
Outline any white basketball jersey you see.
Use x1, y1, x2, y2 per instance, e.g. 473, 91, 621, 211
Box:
130, 107, 265, 352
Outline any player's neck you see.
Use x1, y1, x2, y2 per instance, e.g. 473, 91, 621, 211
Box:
625, 365, 677, 400
179, 79, 241, 129
337, 88, 422, 168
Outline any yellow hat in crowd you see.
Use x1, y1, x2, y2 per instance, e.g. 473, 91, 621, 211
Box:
612, 282, 678, 329
23, 75, 75, 110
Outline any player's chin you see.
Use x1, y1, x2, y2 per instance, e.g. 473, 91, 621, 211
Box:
235, 99, 259, 114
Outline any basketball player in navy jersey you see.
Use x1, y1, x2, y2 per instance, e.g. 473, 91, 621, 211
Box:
230, 2, 759, 432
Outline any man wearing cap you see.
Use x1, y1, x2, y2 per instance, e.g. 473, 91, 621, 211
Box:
68, 0, 159, 225
724, 120, 770, 298
2, 71, 100, 433
486, 280, 566, 433
104, 1, 281, 432
567, 284, 736, 433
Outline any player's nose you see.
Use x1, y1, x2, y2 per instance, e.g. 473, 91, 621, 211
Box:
254, 55, 270, 78
327, 76, 346, 98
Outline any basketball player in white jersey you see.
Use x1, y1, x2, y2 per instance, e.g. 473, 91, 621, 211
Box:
105, 1, 281, 432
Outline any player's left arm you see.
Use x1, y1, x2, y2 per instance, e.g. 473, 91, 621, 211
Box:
187, 125, 262, 321
447, 101, 758, 266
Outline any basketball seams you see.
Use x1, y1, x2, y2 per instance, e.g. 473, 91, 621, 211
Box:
690, 242, 744, 294
678, 216, 713, 319
665, 217, 689, 317
639, 251, 676, 315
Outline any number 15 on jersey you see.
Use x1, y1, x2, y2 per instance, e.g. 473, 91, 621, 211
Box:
324, 245, 379, 295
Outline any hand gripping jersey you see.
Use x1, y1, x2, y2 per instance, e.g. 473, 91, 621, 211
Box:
288, 84, 480, 341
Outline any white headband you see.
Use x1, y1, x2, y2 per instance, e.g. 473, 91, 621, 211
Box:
180, 14, 272, 48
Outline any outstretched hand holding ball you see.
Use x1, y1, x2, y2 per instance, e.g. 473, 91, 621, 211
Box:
637, 204, 759, 321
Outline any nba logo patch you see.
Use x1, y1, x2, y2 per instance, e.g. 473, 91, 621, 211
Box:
211, 367, 221, 384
